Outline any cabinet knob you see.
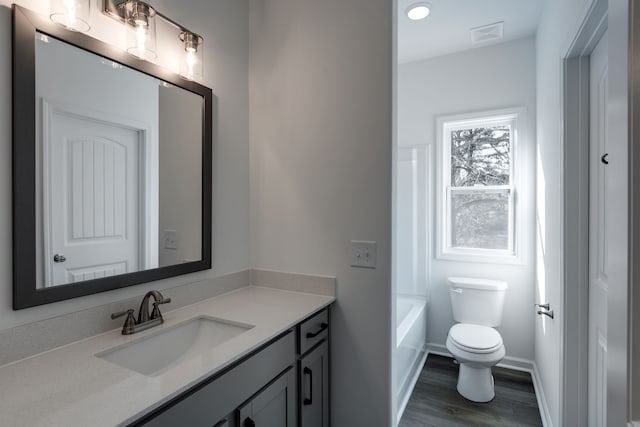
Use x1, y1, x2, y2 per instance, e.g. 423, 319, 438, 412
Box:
53, 254, 66, 263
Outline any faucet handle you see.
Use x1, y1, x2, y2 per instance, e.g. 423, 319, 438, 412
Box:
111, 309, 137, 335
111, 308, 134, 320
150, 298, 171, 321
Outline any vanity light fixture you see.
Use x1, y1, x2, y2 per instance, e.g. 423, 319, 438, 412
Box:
180, 31, 204, 81
406, 3, 431, 21
103, 0, 205, 80
50, 0, 91, 32
123, 1, 157, 60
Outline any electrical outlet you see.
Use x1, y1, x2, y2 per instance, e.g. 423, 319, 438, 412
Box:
350, 240, 377, 269
163, 229, 179, 250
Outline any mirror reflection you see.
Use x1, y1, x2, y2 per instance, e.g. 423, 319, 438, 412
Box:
35, 33, 203, 289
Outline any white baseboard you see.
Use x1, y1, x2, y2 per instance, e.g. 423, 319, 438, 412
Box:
425, 342, 450, 357
425, 343, 534, 371
530, 363, 553, 427
426, 343, 552, 426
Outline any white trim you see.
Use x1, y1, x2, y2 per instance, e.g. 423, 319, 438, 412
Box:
41, 100, 55, 287
561, 1, 608, 425
425, 343, 534, 371
435, 107, 526, 265
395, 350, 428, 426
532, 363, 554, 427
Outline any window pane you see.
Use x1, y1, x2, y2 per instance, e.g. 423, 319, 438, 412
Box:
451, 191, 509, 250
450, 126, 510, 186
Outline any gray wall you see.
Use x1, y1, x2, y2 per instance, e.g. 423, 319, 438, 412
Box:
158, 86, 203, 267
398, 37, 537, 363
0, 0, 250, 330
249, 0, 393, 425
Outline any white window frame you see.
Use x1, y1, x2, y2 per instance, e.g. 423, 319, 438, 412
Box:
436, 107, 524, 264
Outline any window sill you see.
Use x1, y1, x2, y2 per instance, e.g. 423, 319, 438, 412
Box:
436, 250, 524, 265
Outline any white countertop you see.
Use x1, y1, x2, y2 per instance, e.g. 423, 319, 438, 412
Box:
0, 286, 334, 426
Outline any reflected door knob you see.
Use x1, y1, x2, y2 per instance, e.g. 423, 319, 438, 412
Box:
53, 254, 66, 263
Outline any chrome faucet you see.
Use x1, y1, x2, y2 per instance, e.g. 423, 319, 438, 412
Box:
111, 290, 172, 335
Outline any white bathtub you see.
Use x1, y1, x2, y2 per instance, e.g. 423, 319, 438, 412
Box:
396, 296, 425, 348
395, 295, 427, 424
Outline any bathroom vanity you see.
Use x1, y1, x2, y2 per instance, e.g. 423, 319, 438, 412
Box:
0, 286, 333, 426
138, 305, 330, 427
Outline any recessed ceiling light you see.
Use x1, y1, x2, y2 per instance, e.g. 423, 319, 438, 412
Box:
406, 3, 431, 21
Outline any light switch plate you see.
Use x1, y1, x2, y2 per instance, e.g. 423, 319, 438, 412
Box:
163, 229, 179, 250
350, 240, 377, 269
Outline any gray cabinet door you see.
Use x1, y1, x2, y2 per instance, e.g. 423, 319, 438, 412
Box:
299, 341, 329, 427
238, 367, 296, 427
139, 333, 294, 427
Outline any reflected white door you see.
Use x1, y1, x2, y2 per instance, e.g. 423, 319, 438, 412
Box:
45, 107, 142, 286
588, 31, 608, 427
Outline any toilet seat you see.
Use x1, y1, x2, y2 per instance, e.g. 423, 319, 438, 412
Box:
448, 323, 503, 354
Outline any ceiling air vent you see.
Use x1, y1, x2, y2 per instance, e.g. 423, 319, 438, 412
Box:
470, 22, 504, 45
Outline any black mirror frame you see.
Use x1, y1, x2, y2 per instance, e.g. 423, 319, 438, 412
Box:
12, 5, 213, 309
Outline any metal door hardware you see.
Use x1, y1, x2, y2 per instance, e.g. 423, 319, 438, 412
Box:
535, 303, 554, 319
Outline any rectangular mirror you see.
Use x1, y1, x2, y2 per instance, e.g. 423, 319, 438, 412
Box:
13, 6, 212, 309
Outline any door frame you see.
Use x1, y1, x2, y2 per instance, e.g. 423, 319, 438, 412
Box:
628, 2, 640, 423
40, 99, 158, 286
561, 0, 607, 425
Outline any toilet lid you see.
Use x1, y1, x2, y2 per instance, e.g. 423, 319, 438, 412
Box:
449, 323, 503, 354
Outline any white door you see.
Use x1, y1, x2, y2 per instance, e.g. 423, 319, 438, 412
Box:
588, 31, 609, 427
45, 108, 142, 286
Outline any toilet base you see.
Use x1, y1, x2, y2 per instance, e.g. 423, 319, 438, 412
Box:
456, 363, 495, 402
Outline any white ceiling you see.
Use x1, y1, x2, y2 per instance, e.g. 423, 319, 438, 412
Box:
398, 0, 547, 64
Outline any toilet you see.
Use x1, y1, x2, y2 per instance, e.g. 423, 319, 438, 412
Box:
445, 277, 508, 403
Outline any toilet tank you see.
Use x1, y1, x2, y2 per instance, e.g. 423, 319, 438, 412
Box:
448, 277, 508, 327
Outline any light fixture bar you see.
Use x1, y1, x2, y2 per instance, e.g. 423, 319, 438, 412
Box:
104, 0, 196, 37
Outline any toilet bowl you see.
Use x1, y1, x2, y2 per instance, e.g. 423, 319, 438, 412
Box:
446, 323, 505, 402
446, 277, 508, 403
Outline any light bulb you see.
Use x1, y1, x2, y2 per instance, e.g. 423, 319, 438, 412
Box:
136, 24, 147, 58
185, 51, 197, 78
63, 0, 76, 28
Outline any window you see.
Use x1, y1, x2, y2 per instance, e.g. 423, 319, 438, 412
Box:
437, 109, 522, 261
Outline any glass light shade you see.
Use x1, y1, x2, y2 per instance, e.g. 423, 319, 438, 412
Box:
179, 32, 204, 81
50, 0, 90, 32
124, 1, 157, 60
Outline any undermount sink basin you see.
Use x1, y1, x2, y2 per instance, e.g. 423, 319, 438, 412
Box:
96, 316, 254, 376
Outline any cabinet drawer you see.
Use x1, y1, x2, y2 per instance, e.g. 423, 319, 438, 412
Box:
298, 309, 329, 355
140, 331, 295, 427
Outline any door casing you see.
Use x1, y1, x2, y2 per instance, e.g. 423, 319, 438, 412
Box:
562, 0, 607, 425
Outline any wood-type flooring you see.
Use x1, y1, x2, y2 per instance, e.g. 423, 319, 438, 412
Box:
399, 354, 543, 427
